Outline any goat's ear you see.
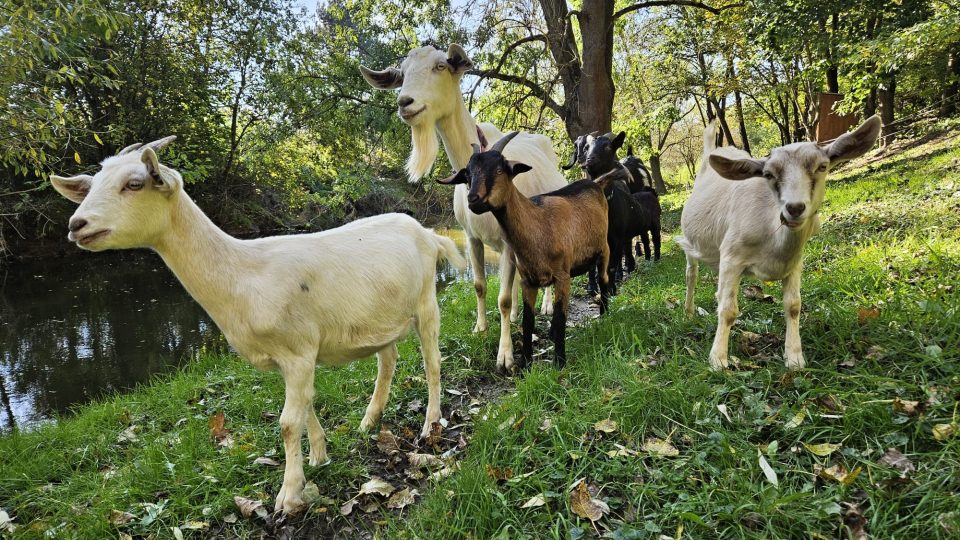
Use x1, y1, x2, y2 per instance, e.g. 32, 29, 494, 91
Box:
141, 147, 181, 193
709, 154, 765, 181
612, 132, 626, 151
437, 168, 469, 185
359, 66, 404, 90
827, 115, 881, 164
446, 44, 473, 75
506, 161, 532, 177
51, 174, 93, 204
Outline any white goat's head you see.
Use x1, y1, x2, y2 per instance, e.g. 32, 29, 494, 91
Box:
361, 44, 474, 181
709, 116, 881, 229
50, 136, 183, 251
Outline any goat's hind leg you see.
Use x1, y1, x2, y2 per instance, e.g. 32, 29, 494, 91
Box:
495, 247, 518, 374
550, 276, 571, 369
359, 343, 398, 432
540, 286, 554, 316
414, 294, 443, 436
305, 410, 329, 466
782, 268, 806, 370
468, 237, 488, 333
708, 260, 742, 371
684, 255, 699, 316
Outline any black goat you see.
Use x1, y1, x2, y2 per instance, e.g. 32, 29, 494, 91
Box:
631, 190, 662, 262
563, 132, 653, 193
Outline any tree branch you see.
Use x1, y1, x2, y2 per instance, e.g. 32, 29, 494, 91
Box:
488, 34, 548, 75
613, 0, 742, 19
468, 69, 565, 118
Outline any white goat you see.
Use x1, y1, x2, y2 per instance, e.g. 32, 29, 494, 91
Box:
361, 44, 568, 374
677, 116, 881, 370
50, 137, 466, 514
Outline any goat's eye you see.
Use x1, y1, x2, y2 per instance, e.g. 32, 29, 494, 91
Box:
763, 172, 776, 181
125, 179, 144, 191
816, 163, 828, 173
435, 63, 447, 72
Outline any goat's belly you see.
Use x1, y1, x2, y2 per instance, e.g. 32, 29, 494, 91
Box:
744, 261, 795, 281
315, 320, 414, 366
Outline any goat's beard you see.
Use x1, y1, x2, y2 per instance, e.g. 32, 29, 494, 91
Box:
407, 123, 439, 183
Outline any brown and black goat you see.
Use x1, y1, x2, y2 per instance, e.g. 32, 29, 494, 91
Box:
437, 132, 610, 371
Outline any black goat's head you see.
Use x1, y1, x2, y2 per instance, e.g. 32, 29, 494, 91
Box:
583, 131, 626, 178
436, 132, 531, 214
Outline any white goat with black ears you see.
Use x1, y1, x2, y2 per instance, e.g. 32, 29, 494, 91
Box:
677, 116, 881, 370
50, 137, 465, 514
360, 44, 568, 374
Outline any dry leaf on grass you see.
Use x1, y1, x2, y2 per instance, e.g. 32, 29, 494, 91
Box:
109, 510, 136, 525
933, 422, 957, 441
758, 452, 779, 487
802, 442, 841, 457
358, 477, 395, 498
407, 452, 444, 469
815, 464, 862, 485
539, 418, 553, 431
339, 499, 357, 516
301, 482, 320, 504
485, 464, 513, 482
377, 430, 402, 455
386, 488, 419, 510
784, 409, 806, 429
117, 425, 139, 444
233, 496, 268, 520
642, 437, 679, 457
607, 443, 638, 458
209, 412, 233, 448
181, 521, 209, 531
594, 419, 618, 433
857, 306, 880, 323
253, 457, 280, 467
569, 480, 609, 522
521, 494, 547, 508
717, 404, 733, 423
425, 422, 443, 447
878, 448, 915, 476
743, 285, 774, 302
0, 510, 15, 534
842, 502, 869, 540
892, 398, 923, 416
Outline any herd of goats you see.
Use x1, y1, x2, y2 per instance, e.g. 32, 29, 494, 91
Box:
47, 44, 883, 513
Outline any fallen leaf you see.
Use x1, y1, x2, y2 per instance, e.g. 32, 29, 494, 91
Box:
717, 404, 733, 423
407, 452, 444, 469
642, 437, 679, 457
117, 425, 139, 444
445, 388, 464, 396
938, 511, 960, 536
377, 430, 402, 455
815, 464, 862, 485
878, 448, 915, 476
842, 502, 868, 540
802, 442, 841, 457
181, 521, 209, 531
359, 477, 395, 498
607, 444, 638, 458
429, 462, 461, 480
340, 499, 357, 516
0, 511, 17, 534
743, 285, 774, 302
594, 419, 618, 433
892, 398, 923, 416
758, 452, 779, 487
233, 496, 268, 520
209, 412, 231, 446
485, 464, 513, 482
109, 510, 136, 525
784, 409, 806, 429
857, 307, 880, 324
386, 488, 419, 510
172, 526, 184, 540
253, 457, 280, 467
569, 480, 609, 522
865, 345, 885, 361
521, 494, 547, 508
696, 306, 709, 317
407, 399, 423, 412
815, 394, 844, 412
539, 418, 553, 431
933, 422, 957, 441
301, 482, 320, 504
222, 513, 238, 524
425, 422, 443, 447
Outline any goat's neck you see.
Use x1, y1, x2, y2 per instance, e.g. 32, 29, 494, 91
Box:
491, 187, 540, 259
437, 101, 481, 170
770, 214, 817, 263
152, 194, 248, 316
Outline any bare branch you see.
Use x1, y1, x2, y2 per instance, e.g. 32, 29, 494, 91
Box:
613, 1, 743, 19
488, 34, 548, 76
468, 69, 565, 119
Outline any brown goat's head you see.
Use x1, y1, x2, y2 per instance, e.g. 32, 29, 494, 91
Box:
436, 131, 531, 214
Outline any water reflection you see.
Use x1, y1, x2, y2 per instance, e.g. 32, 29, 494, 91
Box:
0, 251, 221, 431
433, 228, 500, 289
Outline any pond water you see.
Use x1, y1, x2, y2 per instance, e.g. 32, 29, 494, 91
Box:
0, 228, 499, 431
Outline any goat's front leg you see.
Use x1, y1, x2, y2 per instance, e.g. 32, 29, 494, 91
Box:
598, 242, 611, 315
510, 271, 521, 322
495, 247, 518, 374
550, 276, 571, 369
652, 226, 661, 261
414, 299, 443, 436
708, 260, 743, 371
275, 359, 315, 513
468, 237, 488, 333
305, 410, 328, 466
519, 282, 539, 371
638, 230, 651, 261
359, 343, 398, 432
684, 256, 699, 315
782, 267, 806, 370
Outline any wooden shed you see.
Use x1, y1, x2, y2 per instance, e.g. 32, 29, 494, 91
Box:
817, 92, 857, 143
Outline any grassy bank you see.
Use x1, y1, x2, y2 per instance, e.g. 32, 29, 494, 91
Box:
2, 130, 960, 539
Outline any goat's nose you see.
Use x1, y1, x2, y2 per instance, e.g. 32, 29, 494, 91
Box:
68, 217, 88, 232
397, 95, 414, 107
785, 203, 806, 218
467, 193, 479, 204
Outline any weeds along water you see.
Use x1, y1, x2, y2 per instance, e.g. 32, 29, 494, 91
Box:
0, 132, 958, 539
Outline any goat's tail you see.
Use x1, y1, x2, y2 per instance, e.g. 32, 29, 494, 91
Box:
702, 120, 718, 171
433, 233, 467, 271
673, 235, 701, 259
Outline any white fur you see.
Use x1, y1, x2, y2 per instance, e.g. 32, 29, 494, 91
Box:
51, 143, 466, 514
676, 116, 881, 370
362, 45, 568, 372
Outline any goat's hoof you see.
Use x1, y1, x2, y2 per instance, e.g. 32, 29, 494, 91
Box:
785, 354, 806, 370
275, 484, 306, 514
708, 355, 729, 371
358, 414, 379, 433
309, 451, 330, 467
472, 322, 488, 333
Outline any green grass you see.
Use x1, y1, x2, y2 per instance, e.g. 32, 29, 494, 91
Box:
2, 131, 960, 539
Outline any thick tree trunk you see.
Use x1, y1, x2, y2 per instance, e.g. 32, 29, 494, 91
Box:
827, 66, 839, 94
865, 87, 877, 118
942, 45, 959, 117
577, 0, 615, 135
878, 72, 896, 146
649, 153, 667, 194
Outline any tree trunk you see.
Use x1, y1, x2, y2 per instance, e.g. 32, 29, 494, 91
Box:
648, 153, 667, 194
577, 0, 615, 135
865, 87, 877, 118
942, 45, 959, 117
878, 72, 896, 146
728, 58, 751, 154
